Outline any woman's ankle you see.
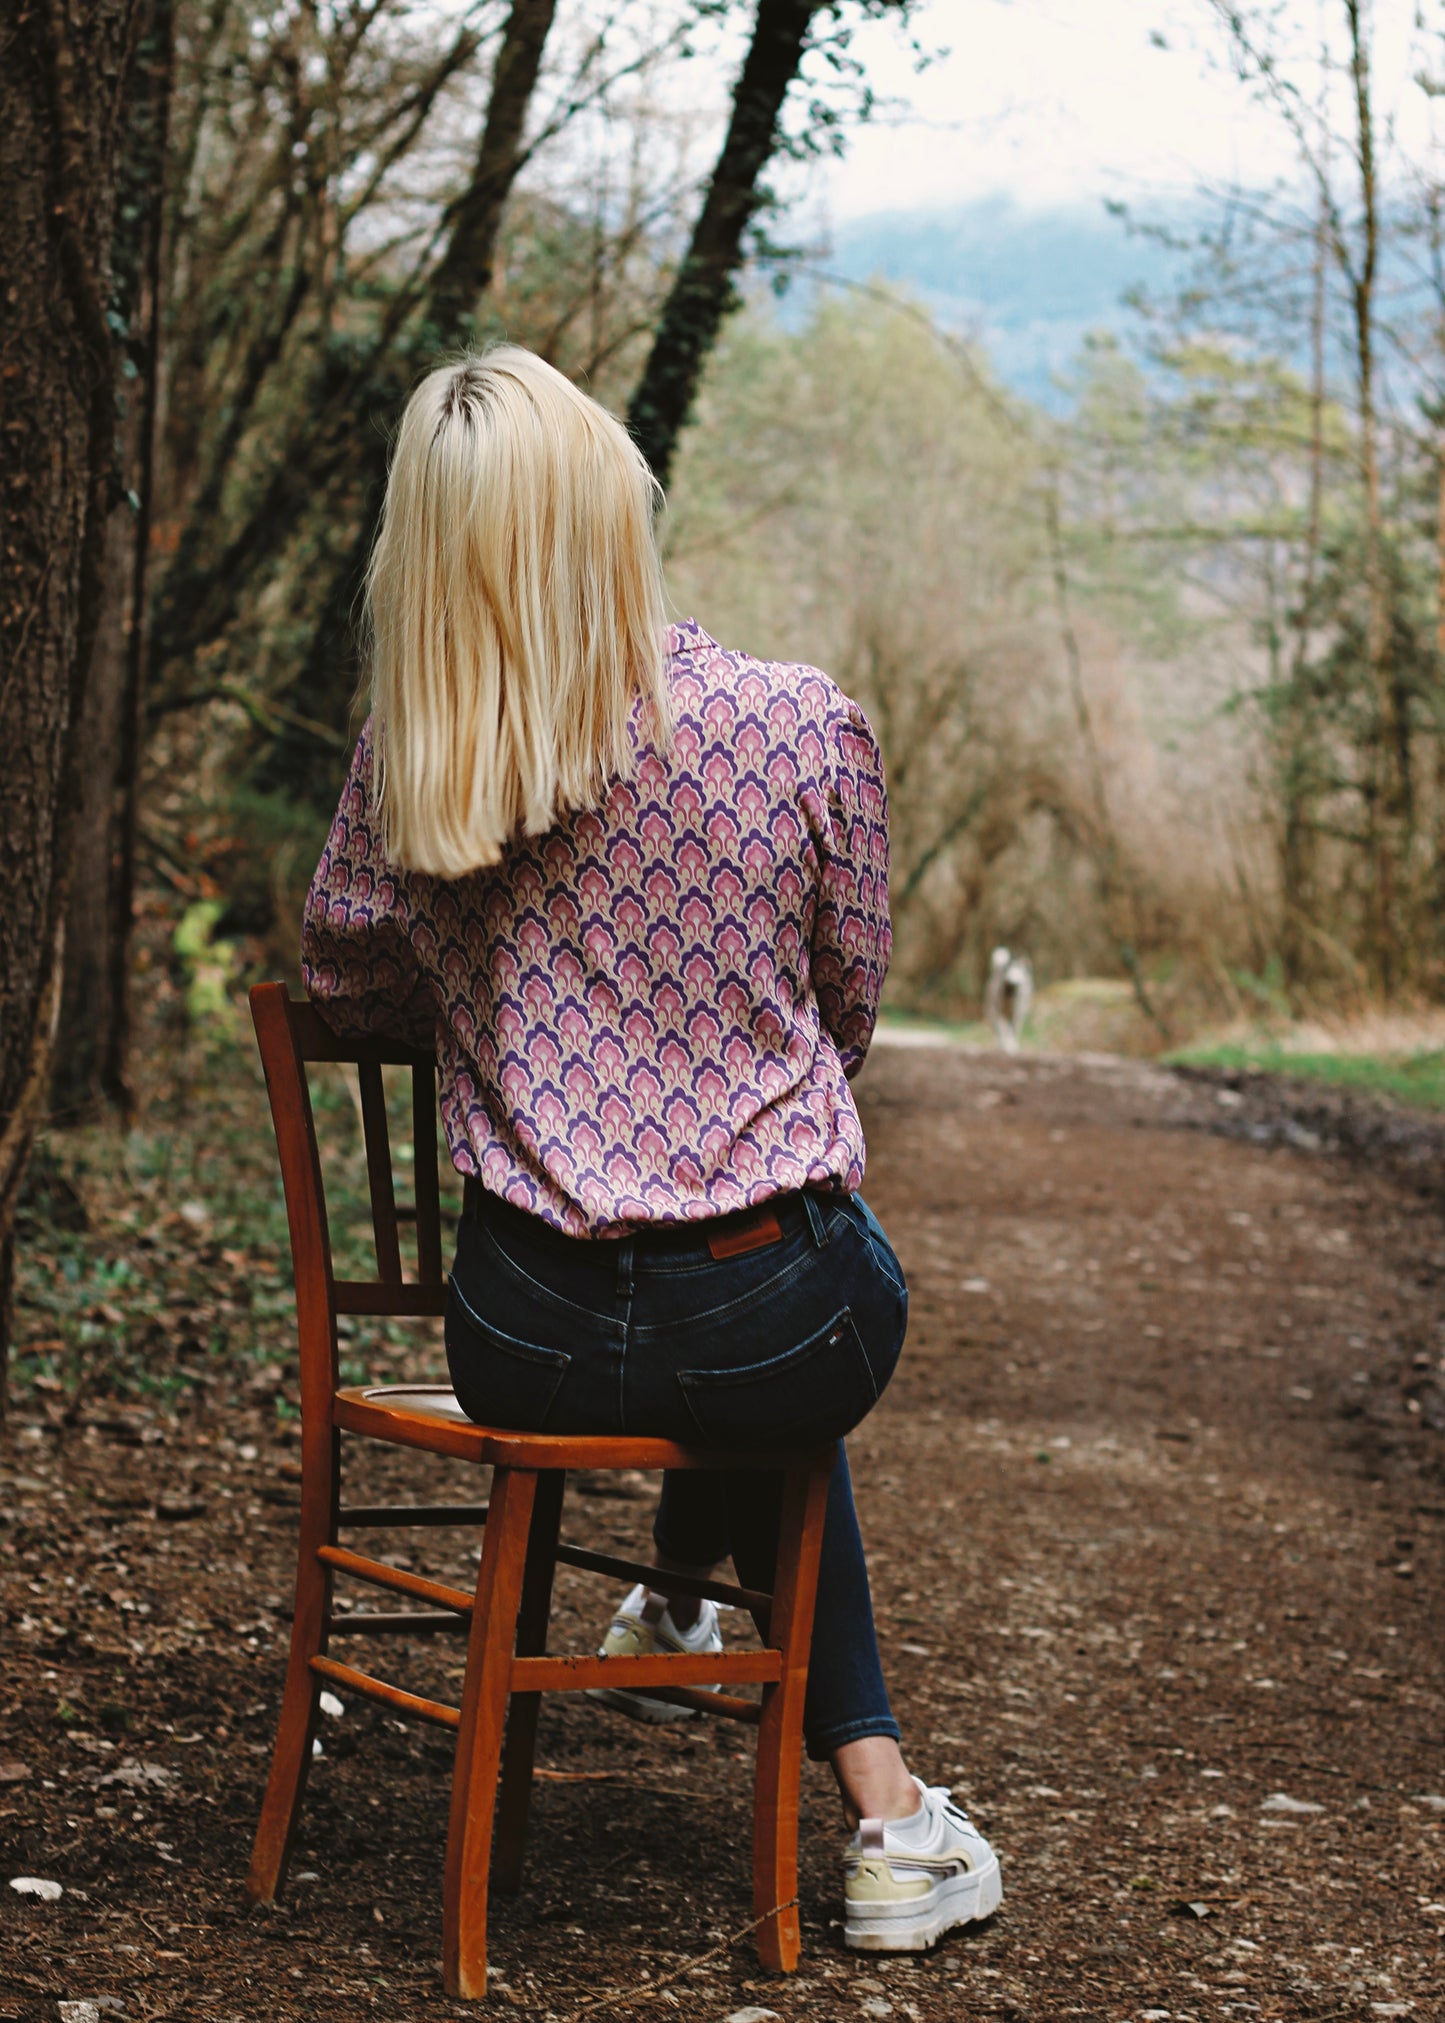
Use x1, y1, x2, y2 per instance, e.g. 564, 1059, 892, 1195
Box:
648, 1587, 701, 1631
831, 1736, 920, 1828
647, 1553, 715, 1632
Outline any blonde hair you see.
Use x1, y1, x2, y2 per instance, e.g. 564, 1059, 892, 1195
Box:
365, 347, 670, 876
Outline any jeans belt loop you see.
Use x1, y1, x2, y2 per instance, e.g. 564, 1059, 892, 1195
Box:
802, 1191, 829, 1248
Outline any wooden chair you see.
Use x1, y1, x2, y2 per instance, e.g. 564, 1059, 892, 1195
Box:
243, 983, 834, 1999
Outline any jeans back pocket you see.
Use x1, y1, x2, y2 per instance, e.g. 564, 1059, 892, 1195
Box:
676, 1307, 877, 1448
445, 1280, 572, 1431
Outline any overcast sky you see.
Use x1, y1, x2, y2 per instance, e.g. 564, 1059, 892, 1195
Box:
795, 0, 1437, 222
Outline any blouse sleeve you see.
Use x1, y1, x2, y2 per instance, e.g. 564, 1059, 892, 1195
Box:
811, 697, 892, 1078
300, 723, 439, 1050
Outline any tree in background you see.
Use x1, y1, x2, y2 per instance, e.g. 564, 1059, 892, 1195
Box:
665, 280, 1317, 1026
1124, 0, 1445, 1003
142, 0, 914, 785
1, 0, 169, 1388
5, 0, 919, 1402
629, 0, 835, 487
64, 0, 916, 1087
664, 296, 1199, 1007
53, 0, 175, 1122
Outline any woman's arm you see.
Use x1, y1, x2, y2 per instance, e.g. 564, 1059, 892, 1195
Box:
812, 699, 892, 1079
300, 723, 439, 1050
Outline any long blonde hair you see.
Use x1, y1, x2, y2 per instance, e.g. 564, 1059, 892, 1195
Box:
365, 347, 670, 876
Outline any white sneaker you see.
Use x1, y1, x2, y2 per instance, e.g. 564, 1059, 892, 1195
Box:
844, 1778, 1003, 1951
587, 1583, 723, 1724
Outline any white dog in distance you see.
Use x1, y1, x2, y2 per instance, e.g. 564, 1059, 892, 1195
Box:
984, 946, 1033, 1053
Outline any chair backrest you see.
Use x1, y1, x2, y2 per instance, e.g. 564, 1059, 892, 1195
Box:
249, 982, 448, 1425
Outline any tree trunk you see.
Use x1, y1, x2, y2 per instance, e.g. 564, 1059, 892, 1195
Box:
53, 501, 139, 1120
627, 0, 821, 488
1042, 469, 1166, 1037
1280, 147, 1330, 996
0, 0, 141, 1399
426, 0, 559, 339
52, 0, 174, 1120
1346, 0, 1403, 992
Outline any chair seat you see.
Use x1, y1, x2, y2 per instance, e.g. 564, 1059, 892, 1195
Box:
332, 1383, 833, 1474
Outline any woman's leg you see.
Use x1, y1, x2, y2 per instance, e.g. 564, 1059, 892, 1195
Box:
645, 1469, 731, 1631
715, 1442, 916, 1819
638, 1447, 916, 1818
652, 1468, 730, 1570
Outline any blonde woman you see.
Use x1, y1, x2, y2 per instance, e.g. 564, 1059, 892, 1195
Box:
301, 347, 1001, 1953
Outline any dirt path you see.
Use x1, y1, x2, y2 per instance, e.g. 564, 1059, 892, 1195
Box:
3, 1043, 1444, 2021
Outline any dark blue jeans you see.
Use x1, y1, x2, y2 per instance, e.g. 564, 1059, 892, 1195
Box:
444, 1187, 907, 1760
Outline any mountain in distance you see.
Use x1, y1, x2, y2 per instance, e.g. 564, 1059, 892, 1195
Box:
810, 192, 1187, 406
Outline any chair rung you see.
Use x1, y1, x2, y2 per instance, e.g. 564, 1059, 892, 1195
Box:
331, 1611, 471, 1636
333, 1280, 448, 1316
318, 1543, 473, 1614
511, 1651, 780, 1694
311, 1654, 459, 1730
553, 1541, 770, 1616
339, 1503, 489, 1528
640, 1685, 762, 1724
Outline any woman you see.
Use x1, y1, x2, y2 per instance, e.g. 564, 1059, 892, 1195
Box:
301, 346, 1000, 1953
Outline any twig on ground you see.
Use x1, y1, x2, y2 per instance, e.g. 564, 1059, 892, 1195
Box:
554, 1897, 799, 2023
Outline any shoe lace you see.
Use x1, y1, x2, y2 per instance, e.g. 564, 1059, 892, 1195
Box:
927, 1787, 975, 1831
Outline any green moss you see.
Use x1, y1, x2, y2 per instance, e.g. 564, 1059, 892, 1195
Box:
1167, 1042, 1445, 1111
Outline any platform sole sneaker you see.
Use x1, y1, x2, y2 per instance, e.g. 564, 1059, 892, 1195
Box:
844, 1780, 1003, 1952
844, 1846, 1003, 1950
586, 1583, 723, 1724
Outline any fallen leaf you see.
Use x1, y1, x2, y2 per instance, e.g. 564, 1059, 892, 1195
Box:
96, 1760, 173, 1790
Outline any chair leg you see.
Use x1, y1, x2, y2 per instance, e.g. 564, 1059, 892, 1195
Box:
246, 1452, 335, 1902
493, 1469, 565, 1894
443, 1464, 538, 2000
751, 1455, 833, 1973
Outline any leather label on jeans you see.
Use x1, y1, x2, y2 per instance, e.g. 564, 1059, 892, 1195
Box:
706, 1208, 784, 1259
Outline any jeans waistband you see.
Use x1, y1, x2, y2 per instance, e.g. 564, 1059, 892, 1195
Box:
461, 1179, 836, 1264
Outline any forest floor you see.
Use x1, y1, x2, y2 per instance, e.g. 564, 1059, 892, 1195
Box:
4, 1035, 1445, 2022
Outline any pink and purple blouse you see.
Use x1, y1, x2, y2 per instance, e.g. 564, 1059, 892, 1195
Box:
301, 619, 891, 1238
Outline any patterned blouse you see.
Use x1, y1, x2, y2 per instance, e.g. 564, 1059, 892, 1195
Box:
301, 619, 891, 1237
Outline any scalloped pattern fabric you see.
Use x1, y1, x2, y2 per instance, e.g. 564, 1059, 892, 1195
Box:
301, 620, 890, 1238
